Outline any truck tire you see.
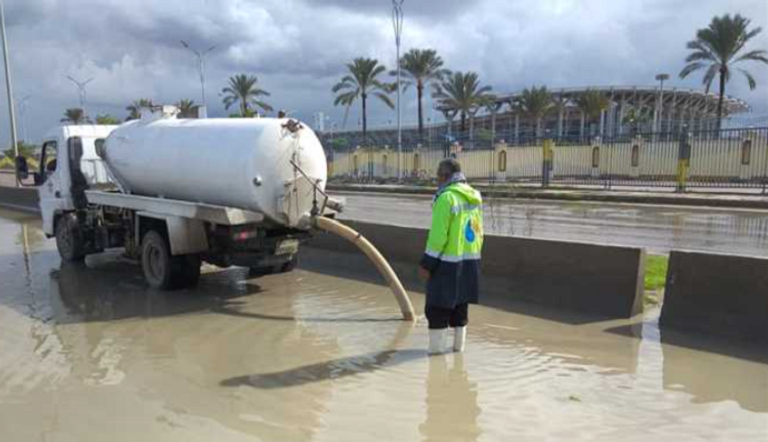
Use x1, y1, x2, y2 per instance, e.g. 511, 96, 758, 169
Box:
280, 254, 298, 273
141, 230, 201, 290
56, 214, 86, 262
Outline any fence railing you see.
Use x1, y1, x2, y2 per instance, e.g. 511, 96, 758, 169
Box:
324, 127, 768, 192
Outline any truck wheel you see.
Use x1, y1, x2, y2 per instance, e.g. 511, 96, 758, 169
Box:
142, 231, 201, 290
142, 231, 173, 289
56, 214, 86, 262
280, 254, 298, 273
175, 254, 201, 288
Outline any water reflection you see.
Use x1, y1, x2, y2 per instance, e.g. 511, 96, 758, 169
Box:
661, 328, 768, 413
420, 354, 481, 442
48, 258, 258, 324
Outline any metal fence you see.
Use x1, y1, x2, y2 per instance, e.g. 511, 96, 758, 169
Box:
322, 127, 768, 193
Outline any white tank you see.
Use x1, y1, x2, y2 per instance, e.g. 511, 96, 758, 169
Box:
104, 109, 327, 227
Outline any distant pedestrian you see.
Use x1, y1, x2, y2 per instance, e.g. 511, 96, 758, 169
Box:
419, 159, 483, 354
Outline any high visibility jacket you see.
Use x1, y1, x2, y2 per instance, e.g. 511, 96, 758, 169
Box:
419, 182, 483, 309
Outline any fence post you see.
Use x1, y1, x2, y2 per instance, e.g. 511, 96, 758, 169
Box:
676, 131, 691, 193
542, 138, 554, 188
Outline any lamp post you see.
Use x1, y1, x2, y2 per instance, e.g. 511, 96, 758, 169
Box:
181, 40, 216, 118
654, 73, 669, 133
392, 0, 404, 180
66, 76, 94, 120
0, 0, 19, 186
17, 94, 30, 142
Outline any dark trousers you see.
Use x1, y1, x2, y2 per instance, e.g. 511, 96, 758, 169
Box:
425, 303, 469, 330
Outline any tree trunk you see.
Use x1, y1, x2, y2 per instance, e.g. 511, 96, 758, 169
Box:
716, 67, 726, 131
460, 111, 467, 134
417, 83, 424, 139
361, 93, 368, 145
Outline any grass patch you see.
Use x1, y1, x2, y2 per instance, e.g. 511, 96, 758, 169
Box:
645, 255, 669, 291
644, 254, 669, 307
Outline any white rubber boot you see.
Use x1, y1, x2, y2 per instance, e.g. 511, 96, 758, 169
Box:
453, 326, 467, 352
428, 329, 447, 355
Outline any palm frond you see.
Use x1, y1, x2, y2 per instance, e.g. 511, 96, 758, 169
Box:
737, 68, 757, 90
373, 92, 395, 109
679, 62, 706, 78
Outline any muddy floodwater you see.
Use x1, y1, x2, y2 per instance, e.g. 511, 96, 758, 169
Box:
1, 208, 766, 441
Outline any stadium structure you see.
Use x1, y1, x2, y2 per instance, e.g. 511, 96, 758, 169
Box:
449, 86, 752, 139
324, 86, 753, 147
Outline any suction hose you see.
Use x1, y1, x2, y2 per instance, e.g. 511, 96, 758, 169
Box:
312, 216, 417, 322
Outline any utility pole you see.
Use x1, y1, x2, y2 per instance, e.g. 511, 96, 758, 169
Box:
17, 94, 30, 142
654, 73, 669, 133
392, 0, 404, 181
181, 40, 216, 118
66, 76, 94, 119
0, 0, 19, 186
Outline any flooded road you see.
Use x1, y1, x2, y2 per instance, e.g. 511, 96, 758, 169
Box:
338, 192, 768, 256
1, 208, 767, 441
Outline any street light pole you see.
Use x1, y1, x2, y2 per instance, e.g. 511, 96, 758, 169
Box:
17, 94, 30, 142
181, 40, 216, 118
654, 73, 669, 133
66, 76, 94, 120
392, 0, 404, 181
0, 0, 19, 186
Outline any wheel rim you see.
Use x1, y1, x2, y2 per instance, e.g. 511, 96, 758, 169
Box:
58, 222, 73, 255
145, 243, 165, 284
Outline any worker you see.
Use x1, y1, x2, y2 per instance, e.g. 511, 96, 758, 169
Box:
419, 158, 483, 354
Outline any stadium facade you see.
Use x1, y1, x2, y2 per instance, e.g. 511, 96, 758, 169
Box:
455, 86, 751, 139
325, 86, 753, 146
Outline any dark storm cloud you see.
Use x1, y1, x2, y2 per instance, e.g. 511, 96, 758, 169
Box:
302, 0, 472, 19
0, 0, 766, 144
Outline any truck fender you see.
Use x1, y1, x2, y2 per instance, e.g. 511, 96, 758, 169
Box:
136, 212, 209, 255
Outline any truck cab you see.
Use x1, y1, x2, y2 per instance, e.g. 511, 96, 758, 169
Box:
18, 125, 117, 237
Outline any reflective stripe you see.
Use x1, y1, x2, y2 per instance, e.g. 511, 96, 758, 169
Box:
435, 253, 482, 263
425, 249, 442, 259
450, 203, 480, 215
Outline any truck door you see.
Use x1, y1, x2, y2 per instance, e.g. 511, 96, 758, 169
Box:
37, 139, 67, 236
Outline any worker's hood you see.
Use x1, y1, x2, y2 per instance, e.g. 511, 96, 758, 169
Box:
446, 182, 482, 205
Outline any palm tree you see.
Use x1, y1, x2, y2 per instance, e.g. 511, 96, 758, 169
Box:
221, 74, 272, 117
333, 57, 394, 142
679, 14, 768, 126
622, 107, 653, 135
575, 90, 610, 137
391, 49, 449, 136
176, 99, 198, 118
517, 86, 555, 137
95, 114, 120, 125
126, 99, 154, 121
433, 71, 493, 134
61, 108, 86, 124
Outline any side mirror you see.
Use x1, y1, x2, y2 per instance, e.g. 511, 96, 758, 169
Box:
14, 155, 29, 180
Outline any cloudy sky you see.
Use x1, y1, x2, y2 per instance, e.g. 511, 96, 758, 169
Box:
2, 0, 767, 144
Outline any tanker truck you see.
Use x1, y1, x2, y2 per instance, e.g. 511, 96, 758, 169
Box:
15, 106, 337, 290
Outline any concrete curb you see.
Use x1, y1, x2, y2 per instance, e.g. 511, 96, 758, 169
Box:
661, 250, 768, 342
306, 220, 645, 319
327, 184, 768, 210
